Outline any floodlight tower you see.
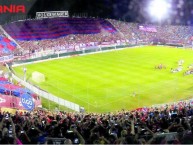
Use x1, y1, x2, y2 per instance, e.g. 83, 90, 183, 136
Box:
148, 0, 171, 24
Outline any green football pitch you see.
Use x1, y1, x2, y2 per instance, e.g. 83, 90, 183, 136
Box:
13, 46, 193, 112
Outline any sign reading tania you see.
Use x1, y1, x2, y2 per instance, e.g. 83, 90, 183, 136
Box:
21, 94, 35, 111
0, 5, 25, 13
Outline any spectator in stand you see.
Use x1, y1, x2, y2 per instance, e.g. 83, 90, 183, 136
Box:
0, 98, 193, 144
0, 18, 193, 59
0, 115, 22, 144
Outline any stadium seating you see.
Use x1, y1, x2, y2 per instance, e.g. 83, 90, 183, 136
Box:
0, 77, 36, 97
0, 97, 193, 144
0, 36, 17, 56
3, 18, 117, 41
3, 18, 193, 60
7, 19, 193, 60
109, 19, 193, 45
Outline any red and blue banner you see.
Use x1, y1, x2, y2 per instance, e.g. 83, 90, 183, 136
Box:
0, 36, 17, 54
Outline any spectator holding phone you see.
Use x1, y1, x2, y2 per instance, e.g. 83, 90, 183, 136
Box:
15, 124, 31, 144
0, 115, 22, 144
71, 128, 85, 144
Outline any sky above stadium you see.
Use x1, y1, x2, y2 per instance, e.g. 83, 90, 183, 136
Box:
0, 0, 193, 25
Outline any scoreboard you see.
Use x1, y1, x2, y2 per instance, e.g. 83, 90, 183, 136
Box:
36, 11, 69, 19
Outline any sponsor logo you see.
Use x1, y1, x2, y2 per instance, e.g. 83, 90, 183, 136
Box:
21, 94, 34, 111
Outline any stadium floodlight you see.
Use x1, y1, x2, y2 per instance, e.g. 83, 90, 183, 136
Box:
148, 0, 171, 21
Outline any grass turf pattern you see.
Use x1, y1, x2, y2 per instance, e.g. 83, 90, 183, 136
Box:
13, 46, 193, 112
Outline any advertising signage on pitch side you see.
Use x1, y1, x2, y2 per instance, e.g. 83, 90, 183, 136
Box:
21, 93, 35, 111
36, 11, 69, 19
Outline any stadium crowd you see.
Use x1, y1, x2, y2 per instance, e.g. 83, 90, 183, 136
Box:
1, 99, 193, 144
14, 19, 193, 59
1, 18, 193, 59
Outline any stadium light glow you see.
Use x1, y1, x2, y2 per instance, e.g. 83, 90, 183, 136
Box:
148, 0, 171, 21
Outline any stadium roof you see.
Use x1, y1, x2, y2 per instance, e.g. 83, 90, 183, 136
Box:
0, 0, 193, 25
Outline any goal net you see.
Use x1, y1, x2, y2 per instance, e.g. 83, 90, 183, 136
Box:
32, 71, 45, 83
